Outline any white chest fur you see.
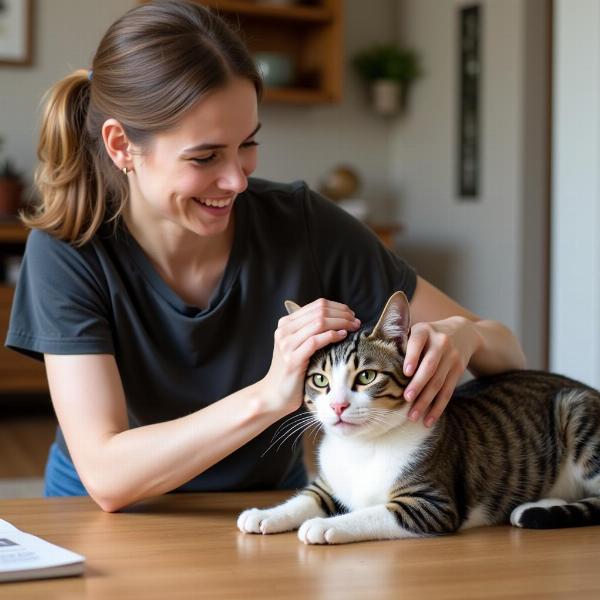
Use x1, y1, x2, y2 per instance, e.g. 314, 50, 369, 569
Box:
318, 424, 433, 511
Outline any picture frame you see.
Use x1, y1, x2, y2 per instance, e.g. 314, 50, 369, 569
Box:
0, 0, 33, 66
457, 3, 482, 200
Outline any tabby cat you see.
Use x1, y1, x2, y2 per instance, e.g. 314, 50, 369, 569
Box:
238, 291, 600, 544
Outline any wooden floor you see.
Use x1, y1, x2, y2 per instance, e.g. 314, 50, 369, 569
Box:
0, 396, 56, 478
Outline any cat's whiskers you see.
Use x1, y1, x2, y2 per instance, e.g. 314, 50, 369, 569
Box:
310, 421, 324, 443
262, 415, 319, 457
362, 407, 401, 432
365, 414, 391, 430
365, 408, 397, 420
275, 415, 316, 439
291, 420, 321, 453
271, 412, 314, 439
275, 417, 320, 453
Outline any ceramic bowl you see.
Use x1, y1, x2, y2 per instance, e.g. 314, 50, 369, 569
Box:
254, 52, 295, 87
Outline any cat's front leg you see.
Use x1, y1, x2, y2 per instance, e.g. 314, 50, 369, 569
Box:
238, 493, 326, 535
299, 505, 420, 545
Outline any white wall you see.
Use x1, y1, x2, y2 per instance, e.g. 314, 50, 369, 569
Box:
550, 0, 600, 387
0, 0, 397, 219
389, 0, 549, 369
0, 0, 137, 183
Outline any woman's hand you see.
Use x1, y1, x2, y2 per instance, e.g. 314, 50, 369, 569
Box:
402, 316, 482, 427
259, 298, 361, 417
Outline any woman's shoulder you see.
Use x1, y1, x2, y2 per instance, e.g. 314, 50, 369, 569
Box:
246, 176, 308, 197
23, 226, 109, 281
244, 177, 309, 214
26, 226, 98, 253
244, 177, 354, 224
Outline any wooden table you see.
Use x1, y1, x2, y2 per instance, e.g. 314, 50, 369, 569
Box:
1, 492, 599, 599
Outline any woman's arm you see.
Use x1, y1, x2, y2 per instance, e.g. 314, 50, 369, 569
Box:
45, 298, 360, 512
403, 276, 526, 426
45, 353, 280, 512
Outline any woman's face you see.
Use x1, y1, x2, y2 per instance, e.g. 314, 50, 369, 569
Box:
128, 77, 259, 237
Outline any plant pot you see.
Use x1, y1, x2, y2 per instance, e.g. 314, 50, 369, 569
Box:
0, 178, 24, 216
370, 80, 403, 116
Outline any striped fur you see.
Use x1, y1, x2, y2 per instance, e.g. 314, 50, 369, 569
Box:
238, 292, 600, 543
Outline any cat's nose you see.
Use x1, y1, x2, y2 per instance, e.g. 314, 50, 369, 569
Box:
330, 401, 349, 416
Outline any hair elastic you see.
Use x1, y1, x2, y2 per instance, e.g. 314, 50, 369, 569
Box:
87, 70, 93, 81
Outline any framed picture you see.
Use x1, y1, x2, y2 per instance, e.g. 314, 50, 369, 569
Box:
457, 3, 482, 200
0, 0, 33, 66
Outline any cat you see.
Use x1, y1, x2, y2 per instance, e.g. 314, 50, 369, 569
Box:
238, 291, 600, 544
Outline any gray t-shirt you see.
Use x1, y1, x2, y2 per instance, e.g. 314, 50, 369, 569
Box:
5, 178, 417, 491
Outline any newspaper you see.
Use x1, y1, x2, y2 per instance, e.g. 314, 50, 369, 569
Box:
0, 519, 84, 583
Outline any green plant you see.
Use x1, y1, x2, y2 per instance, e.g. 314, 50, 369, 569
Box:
352, 44, 422, 84
0, 136, 23, 181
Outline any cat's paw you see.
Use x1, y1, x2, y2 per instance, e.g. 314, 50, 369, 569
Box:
510, 498, 567, 528
237, 507, 301, 535
298, 517, 355, 545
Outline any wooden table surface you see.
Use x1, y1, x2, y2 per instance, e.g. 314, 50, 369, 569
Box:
1, 491, 599, 599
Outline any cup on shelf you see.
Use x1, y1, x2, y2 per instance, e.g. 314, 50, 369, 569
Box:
254, 52, 296, 87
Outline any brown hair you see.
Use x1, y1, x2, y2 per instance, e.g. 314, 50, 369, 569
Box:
26, 0, 262, 246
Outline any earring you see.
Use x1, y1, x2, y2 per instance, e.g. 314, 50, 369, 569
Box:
122, 167, 130, 175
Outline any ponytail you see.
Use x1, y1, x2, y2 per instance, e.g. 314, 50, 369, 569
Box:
24, 69, 124, 246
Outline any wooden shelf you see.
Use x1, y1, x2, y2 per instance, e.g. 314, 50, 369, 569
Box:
0, 285, 48, 394
262, 86, 333, 104
205, 1, 333, 22
0, 222, 46, 394
0, 218, 29, 243
183, 1, 343, 104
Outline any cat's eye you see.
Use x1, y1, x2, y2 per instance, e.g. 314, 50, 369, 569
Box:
311, 373, 329, 388
356, 370, 377, 385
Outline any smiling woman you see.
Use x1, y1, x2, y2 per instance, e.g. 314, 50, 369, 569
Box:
5, 0, 524, 512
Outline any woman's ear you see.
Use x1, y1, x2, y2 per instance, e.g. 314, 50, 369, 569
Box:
102, 118, 133, 171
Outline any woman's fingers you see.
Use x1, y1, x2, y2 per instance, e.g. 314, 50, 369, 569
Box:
406, 359, 453, 425
273, 298, 360, 373
403, 339, 442, 403
276, 299, 359, 353
282, 302, 355, 330
422, 364, 463, 427
402, 325, 429, 377
280, 316, 360, 357
294, 329, 350, 364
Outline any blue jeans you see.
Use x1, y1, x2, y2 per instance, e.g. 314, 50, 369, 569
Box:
44, 442, 88, 497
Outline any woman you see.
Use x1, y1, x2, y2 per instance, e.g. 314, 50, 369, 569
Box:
6, 0, 525, 512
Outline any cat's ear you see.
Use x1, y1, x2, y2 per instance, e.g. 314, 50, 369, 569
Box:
368, 291, 410, 353
284, 300, 302, 315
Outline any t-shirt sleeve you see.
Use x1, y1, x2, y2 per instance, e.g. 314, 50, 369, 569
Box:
301, 185, 417, 327
5, 229, 115, 362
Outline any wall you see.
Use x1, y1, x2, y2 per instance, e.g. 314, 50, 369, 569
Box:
0, 0, 137, 182
389, 0, 549, 369
0, 0, 397, 219
550, 0, 600, 387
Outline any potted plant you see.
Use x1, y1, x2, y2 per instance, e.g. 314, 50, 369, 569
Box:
352, 44, 422, 115
0, 136, 25, 217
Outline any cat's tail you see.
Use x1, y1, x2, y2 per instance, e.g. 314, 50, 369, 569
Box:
510, 497, 600, 529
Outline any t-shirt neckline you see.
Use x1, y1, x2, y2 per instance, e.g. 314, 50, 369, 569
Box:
116, 193, 248, 318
